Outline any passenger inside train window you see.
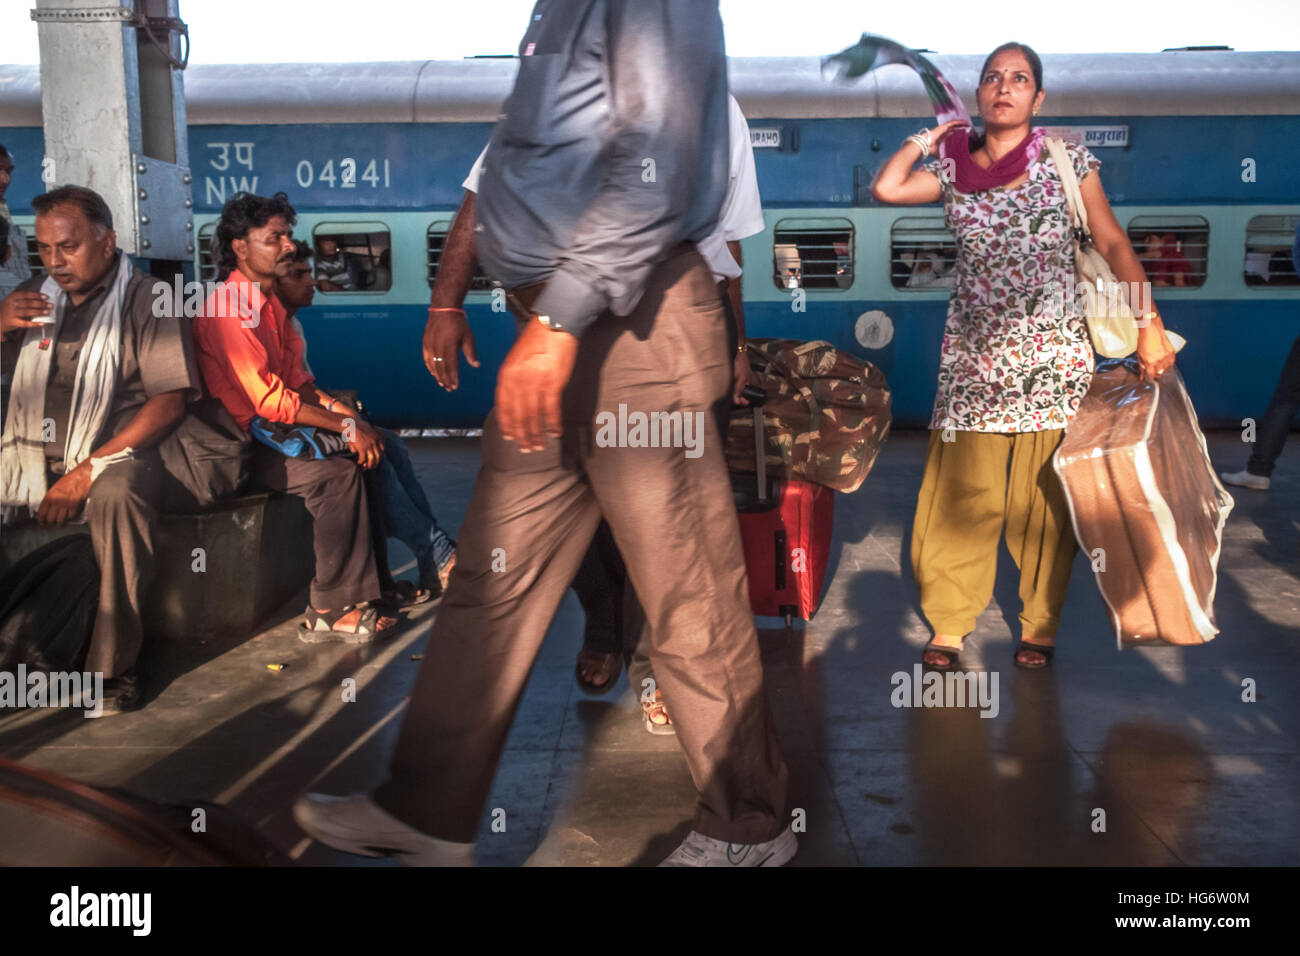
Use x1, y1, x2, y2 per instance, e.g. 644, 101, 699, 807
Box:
1138, 232, 1188, 286
771, 221, 853, 290
900, 246, 956, 289
1126, 217, 1207, 287
314, 231, 391, 293
1242, 214, 1300, 286
313, 236, 357, 292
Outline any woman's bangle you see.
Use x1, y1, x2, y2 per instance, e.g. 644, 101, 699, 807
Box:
905, 130, 932, 158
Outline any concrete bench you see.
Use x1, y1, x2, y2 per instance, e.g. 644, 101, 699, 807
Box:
0, 493, 314, 642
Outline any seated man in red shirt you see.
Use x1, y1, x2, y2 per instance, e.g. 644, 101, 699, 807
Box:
193, 191, 395, 641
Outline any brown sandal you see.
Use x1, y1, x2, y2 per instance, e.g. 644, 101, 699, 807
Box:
298, 605, 398, 644
380, 580, 433, 608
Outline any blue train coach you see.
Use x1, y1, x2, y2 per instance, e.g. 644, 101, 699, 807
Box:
2, 50, 1298, 428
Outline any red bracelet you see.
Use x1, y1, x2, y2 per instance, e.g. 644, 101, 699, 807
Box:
428, 307, 465, 314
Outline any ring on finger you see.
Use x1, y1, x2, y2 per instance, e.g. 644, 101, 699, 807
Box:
432, 356, 445, 363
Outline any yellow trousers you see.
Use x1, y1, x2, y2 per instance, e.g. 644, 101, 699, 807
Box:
910, 429, 1078, 641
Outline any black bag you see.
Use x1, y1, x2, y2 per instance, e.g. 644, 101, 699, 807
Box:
0, 533, 99, 672
158, 397, 253, 511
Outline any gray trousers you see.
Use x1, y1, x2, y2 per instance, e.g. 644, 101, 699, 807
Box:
81, 449, 193, 678
250, 449, 381, 610
374, 247, 788, 845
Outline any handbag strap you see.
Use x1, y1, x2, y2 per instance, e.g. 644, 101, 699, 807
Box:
1044, 137, 1092, 242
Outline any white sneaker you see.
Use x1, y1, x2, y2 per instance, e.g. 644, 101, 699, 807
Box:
1220, 469, 1270, 491
292, 793, 475, 866
658, 827, 798, 867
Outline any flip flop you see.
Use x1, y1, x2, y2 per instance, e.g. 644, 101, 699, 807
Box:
921, 638, 963, 673
1015, 640, 1055, 670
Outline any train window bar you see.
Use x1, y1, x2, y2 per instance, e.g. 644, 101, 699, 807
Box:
21, 230, 45, 279
1126, 215, 1209, 289
1243, 214, 1300, 288
890, 216, 957, 291
772, 218, 854, 292
196, 223, 216, 282
312, 223, 392, 293
426, 222, 497, 292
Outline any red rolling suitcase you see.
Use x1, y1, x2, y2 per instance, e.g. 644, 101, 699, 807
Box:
733, 396, 834, 627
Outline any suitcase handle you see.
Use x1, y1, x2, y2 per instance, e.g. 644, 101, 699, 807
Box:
733, 387, 770, 503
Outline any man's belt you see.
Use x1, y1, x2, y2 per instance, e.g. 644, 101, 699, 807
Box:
505, 241, 698, 324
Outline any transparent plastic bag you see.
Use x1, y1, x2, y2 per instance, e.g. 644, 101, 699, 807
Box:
1053, 359, 1234, 646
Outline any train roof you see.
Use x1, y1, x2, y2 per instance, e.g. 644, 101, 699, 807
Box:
1, 52, 1298, 127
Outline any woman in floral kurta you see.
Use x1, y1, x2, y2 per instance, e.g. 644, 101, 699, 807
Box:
873, 42, 1178, 669
925, 142, 1097, 433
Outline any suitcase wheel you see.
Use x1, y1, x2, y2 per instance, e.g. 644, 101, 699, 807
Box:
780, 605, 795, 630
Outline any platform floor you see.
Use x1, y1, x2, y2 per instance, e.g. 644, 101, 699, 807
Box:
2, 430, 1297, 866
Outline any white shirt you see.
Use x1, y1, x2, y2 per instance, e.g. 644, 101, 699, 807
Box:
462, 94, 764, 284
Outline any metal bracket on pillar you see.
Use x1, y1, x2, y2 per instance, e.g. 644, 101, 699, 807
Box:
30, 6, 136, 22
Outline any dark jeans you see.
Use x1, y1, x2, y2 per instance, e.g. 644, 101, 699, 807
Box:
1247, 334, 1300, 477
375, 428, 455, 578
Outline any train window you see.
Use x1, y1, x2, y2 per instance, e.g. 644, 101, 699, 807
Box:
1126, 215, 1208, 289
1243, 214, 1300, 287
312, 223, 392, 293
426, 222, 496, 292
24, 230, 45, 279
197, 224, 216, 282
772, 218, 853, 291
890, 217, 957, 290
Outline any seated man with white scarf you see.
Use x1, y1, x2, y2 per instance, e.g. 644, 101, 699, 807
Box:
0, 185, 201, 715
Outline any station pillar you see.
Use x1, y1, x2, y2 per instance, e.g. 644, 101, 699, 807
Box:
31, 0, 194, 271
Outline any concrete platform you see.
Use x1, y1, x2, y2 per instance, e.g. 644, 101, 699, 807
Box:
2, 430, 1296, 866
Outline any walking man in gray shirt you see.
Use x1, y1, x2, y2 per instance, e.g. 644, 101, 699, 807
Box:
295, 0, 793, 866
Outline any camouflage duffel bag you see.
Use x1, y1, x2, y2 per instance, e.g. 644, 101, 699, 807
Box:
726, 338, 892, 494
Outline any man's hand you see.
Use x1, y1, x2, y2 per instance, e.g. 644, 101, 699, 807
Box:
423, 308, 480, 391
1, 291, 52, 335
347, 420, 385, 470
36, 463, 93, 526
496, 317, 579, 452
732, 348, 753, 405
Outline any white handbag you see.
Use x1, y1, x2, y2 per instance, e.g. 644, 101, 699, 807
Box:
1044, 137, 1140, 358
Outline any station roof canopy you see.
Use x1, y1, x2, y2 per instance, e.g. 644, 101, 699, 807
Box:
2, 51, 1298, 127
